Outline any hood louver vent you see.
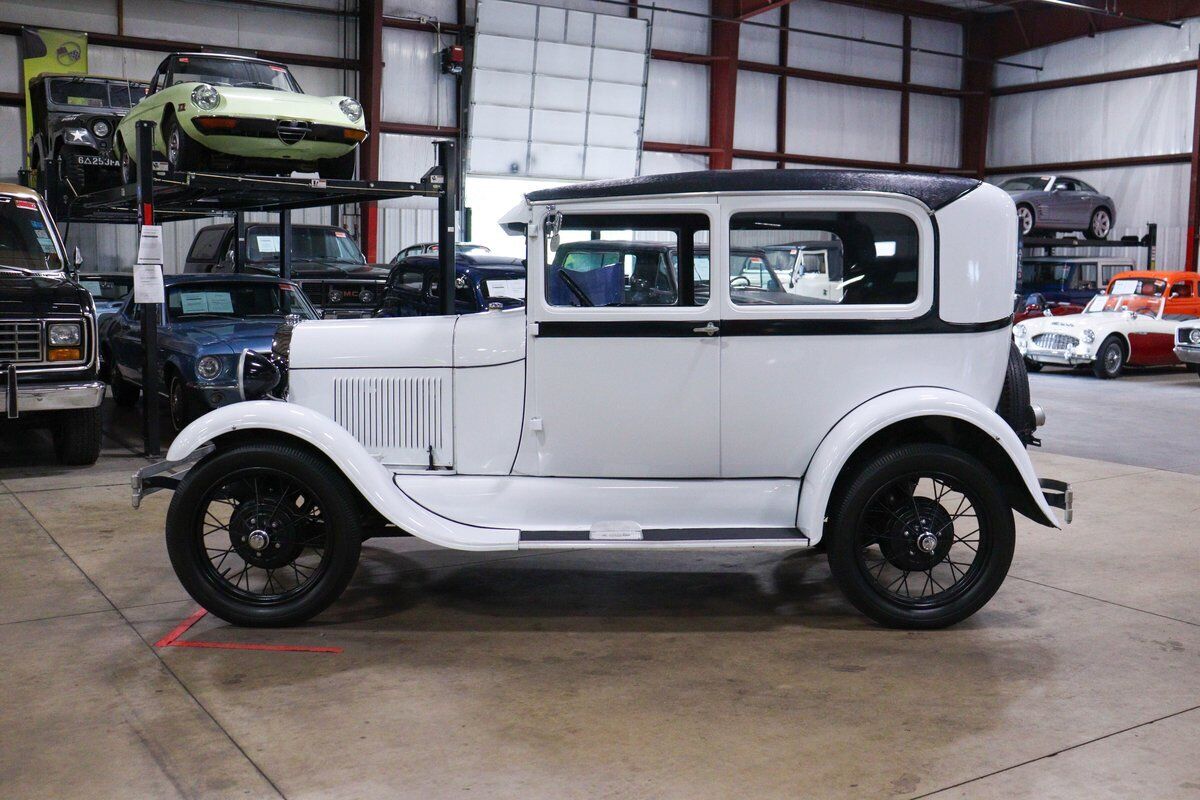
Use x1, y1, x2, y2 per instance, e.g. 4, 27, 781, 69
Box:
332, 374, 449, 465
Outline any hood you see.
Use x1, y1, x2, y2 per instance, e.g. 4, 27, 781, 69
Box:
166, 318, 282, 354
187, 84, 362, 127
1017, 311, 1122, 336
242, 262, 389, 279
0, 270, 91, 317
290, 316, 456, 369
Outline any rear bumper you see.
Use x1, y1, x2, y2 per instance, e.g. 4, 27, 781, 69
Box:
3, 377, 104, 418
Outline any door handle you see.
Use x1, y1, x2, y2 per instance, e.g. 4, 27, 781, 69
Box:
693, 322, 719, 336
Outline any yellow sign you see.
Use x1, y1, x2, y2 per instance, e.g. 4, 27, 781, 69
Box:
20, 27, 89, 168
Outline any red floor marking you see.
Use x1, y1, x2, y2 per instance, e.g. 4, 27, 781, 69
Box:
154, 608, 342, 654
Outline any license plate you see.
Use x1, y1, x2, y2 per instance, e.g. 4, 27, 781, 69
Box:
75, 155, 118, 167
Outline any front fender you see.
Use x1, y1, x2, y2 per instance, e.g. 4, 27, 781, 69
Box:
797, 387, 1063, 541
167, 401, 520, 551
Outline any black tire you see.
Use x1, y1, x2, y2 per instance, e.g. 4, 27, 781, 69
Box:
1016, 204, 1035, 236
1023, 357, 1043, 373
1091, 335, 1125, 379
996, 342, 1034, 443
168, 374, 199, 433
166, 442, 363, 626
1089, 207, 1112, 240
318, 150, 356, 180
825, 444, 1016, 629
52, 406, 102, 466
164, 116, 199, 173
117, 138, 136, 185
109, 365, 141, 406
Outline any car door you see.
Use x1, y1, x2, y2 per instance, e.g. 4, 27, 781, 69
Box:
718, 193, 941, 477
517, 203, 720, 478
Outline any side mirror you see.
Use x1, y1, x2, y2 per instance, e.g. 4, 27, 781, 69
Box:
73, 246, 83, 268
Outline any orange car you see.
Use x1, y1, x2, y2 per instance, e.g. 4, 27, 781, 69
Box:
1104, 270, 1200, 316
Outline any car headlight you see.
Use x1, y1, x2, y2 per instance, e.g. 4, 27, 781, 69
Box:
48, 322, 81, 346
1082, 329, 1095, 344
339, 98, 363, 122
359, 289, 374, 305
196, 355, 223, 380
191, 84, 221, 111
328, 288, 343, 303
91, 119, 110, 138
1013, 325, 1028, 339
1189, 329, 1200, 345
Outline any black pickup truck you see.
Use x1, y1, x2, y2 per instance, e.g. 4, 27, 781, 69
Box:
0, 184, 103, 464
183, 222, 388, 318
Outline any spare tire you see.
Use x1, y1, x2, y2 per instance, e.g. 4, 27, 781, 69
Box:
997, 342, 1037, 446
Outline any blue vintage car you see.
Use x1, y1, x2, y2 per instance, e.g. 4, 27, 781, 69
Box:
374, 253, 526, 317
99, 274, 317, 431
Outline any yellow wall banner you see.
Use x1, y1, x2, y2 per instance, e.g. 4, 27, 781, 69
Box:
20, 27, 90, 167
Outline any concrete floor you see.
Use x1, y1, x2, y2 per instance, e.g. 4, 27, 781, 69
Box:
1, 377, 1197, 800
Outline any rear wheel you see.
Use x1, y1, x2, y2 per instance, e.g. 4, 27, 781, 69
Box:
165, 442, 363, 626
1016, 204, 1035, 236
1092, 335, 1125, 379
825, 444, 1015, 629
52, 406, 102, 466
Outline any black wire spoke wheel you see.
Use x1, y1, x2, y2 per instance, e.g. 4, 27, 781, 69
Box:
166, 442, 362, 626
197, 468, 333, 604
826, 444, 1015, 629
857, 473, 986, 608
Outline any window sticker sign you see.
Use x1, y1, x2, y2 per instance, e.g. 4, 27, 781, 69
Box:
133, 263, 164, 303
1109, 279, 1139, 295
136, 224, 164, 265
179, 291, 234, 314
486, 279, 526, 299
256, 235, 280, 253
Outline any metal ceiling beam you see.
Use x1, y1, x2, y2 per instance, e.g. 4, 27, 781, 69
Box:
977, 1, 1200, 58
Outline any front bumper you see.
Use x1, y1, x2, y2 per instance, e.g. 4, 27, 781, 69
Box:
191, 380, 241, 410
3, 376, 104, 419
1017, 341, 1094, 366
1174, 345, 1200, 365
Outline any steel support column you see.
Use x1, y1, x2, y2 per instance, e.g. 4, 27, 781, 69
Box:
900, 15, 911, 165
775, 3, 789, 169
358, 0, 384, 262
135, 121, 160, 457
709, 0, 741, 170
959, 19, 991, 178
1188, 47, 1200, 272
437, 140, 458, 316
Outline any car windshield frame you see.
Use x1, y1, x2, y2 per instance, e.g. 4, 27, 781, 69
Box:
165, 281, 318, 322
47, 77, 147, 110
1083, 293, 1163, 317
1000, 177, 1052, 192
0, 195, 65, 272
169, 55, 301, 93
244, 226, 367, 268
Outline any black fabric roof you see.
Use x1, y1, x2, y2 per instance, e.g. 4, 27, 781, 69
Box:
526, 169, 979, 211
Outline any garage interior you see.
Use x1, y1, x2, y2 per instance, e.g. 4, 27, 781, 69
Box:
1, 0, 1199, 798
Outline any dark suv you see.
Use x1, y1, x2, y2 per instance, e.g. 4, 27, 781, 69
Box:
184, 223, 389, 318
0, 184, 103, 464
27, 74, 149, 193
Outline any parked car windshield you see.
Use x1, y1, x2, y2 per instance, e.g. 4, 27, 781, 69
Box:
1084, 294, 1162, 317
170, 56, 299, 92
1108, 277, 1166, 297
245, 226, 367, 268
80, 275, 133, 299
166, 282, 316, 321
1000, 177, 1051, 191
0, 195, 64, 271
49, 78, 146, 109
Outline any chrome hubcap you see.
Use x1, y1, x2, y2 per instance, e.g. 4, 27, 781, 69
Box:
168, 130, 179, 165
1094, 211, 1110, 237
916, 531, 939, 554
246, 529, 270, 552
1018, 208, 1032, 233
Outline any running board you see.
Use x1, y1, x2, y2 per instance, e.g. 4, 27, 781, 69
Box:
518, 527, 810, 550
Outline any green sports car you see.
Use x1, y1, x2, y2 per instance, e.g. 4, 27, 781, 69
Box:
115, 52, 366, 181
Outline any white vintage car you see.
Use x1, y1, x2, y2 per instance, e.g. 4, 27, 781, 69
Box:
1014, 293, 1193, 378
133, 170, 1070, 630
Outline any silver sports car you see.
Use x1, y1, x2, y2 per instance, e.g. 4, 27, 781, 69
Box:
999, 175, 1116, 239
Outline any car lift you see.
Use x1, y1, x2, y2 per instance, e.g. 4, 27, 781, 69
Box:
32, 121, 460, 457
1021, 223, 1158, 269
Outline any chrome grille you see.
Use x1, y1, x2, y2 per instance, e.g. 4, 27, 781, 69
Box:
0, 322, 42, 362
1033, 332, 1079, 351
276, 120, 310, 145
332, 375, 446, 454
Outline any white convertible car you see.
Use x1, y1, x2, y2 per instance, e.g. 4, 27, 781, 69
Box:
133, 170, 1070, 630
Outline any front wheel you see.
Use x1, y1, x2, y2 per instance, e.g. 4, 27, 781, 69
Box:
117, 139, 136, 185
165, 442, 363, 626
1092, 335, 1125, 379
1089, 207, 1112, 240
52, 406, 102, 465
1016, 204, 1035, 236
825, 444, 1016, 629
1024, 358, 1043, 373
168, 375, 198, 433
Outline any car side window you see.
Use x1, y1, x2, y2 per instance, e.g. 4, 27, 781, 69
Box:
393, 269, 424, 293
188, 229, 226, 263
1171, 281, 1193, 298
728, 211, 918, 307
545, 213, 710, 308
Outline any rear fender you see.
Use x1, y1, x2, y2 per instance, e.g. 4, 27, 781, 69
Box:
167, 401, 519, 551
797, 387, 1063, 542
